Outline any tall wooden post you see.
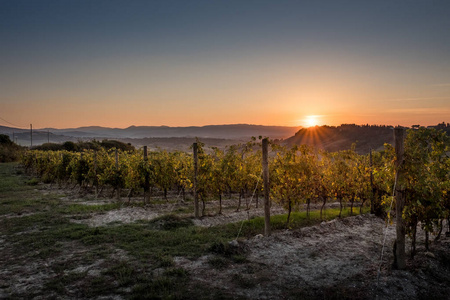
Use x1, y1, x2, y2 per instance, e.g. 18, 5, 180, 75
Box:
394, 127, 406, 269
369, 149, 375, 214
94, 150, 98, 199
143, 146, 150, 204
262, 138, 271, 236
193, 143, 199, 218
115, 149, 121, 201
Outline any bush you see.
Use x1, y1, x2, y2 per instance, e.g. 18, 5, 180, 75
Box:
33, 143, 64, 151
31, 139, 134, 153
62, 141, 78, 152
99, 140, 135, 152
0, 134, 24, 162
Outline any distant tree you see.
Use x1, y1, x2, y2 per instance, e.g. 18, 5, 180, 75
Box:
62, 141, 78, 152
34, 143, 64, 151
0, 134, 14, 145
100, 140, 135, 151
76, 141, 101, 151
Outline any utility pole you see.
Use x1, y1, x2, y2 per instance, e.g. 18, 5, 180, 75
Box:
30, 124, 33, 148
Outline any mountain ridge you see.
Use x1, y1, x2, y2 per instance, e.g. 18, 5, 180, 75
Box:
40, 124, 301, 139
0, 124, 301, 146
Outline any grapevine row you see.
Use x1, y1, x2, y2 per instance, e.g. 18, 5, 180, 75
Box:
21, 129, 450, 251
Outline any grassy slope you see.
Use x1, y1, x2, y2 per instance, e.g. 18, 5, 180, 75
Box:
0, 162, 368, 299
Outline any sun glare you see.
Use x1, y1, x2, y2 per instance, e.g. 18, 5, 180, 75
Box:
304, 115, 319, 127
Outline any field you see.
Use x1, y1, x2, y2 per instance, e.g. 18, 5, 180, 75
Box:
1, 162, 450, 299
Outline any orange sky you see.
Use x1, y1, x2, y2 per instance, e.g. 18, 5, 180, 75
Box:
1, 1, 449, 129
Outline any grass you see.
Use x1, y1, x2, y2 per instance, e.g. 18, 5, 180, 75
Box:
103, 261, 139, 287
0, 163, 62, 215
0, 162, 372, 299
208, 256, 230, 269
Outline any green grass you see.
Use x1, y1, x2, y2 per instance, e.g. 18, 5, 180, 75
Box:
208, 256, 230, 269
103, 261, 139, 287
0, 163, 62, 215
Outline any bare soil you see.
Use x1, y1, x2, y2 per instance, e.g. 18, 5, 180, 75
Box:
178, 214, 450, 299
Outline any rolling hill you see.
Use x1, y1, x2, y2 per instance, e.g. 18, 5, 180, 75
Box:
283, 124, 396, 154
0, 124, 300, 147
42, 124, 301, 139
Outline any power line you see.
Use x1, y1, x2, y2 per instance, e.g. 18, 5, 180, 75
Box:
0, 116, 29, 129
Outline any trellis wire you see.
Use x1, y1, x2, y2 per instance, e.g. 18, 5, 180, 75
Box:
235, 170, 263, 240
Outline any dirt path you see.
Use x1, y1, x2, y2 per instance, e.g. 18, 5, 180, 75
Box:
67, 192, 292, 227
176, 214, 450, 299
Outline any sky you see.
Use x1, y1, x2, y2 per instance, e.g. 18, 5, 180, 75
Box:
1, 0, 449, 129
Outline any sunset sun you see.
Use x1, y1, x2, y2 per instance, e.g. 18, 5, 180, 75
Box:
304, 115, 320, 127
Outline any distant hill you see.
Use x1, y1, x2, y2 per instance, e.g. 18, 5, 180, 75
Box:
283, 124, 396, 154
42, 124, 301, 139
283, 123, 450, 154
0, 126, 29, 134
0, 126, 74, 146
0, 124, 300, 147
3, 123, 448, 151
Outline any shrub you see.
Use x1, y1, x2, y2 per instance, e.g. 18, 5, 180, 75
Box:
0, 134, 24, 162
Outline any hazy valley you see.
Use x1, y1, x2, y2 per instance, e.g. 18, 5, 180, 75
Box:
2, 123, 449, 154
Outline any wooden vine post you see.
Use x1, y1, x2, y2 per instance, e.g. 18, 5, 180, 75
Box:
193, 143, 199, 218
143, 146, 150, 205
369, 149, 375, 214
394, 127, 406, 269
115, 149, 121, 201
262, 138, 271, 236
94, 150, 98, 199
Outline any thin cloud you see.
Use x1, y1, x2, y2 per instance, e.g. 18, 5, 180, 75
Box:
387, 97, 450, 102
431, 83, 450, 87
387, 108, 450, 114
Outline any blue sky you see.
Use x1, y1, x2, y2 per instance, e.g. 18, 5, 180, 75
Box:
1, 0, 449, 128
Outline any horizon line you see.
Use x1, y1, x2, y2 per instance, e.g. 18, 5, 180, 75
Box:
2, 122, 449, 131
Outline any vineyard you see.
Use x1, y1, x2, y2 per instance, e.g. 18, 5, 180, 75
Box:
21, 128, 450, 252
1, 127, 449, 299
